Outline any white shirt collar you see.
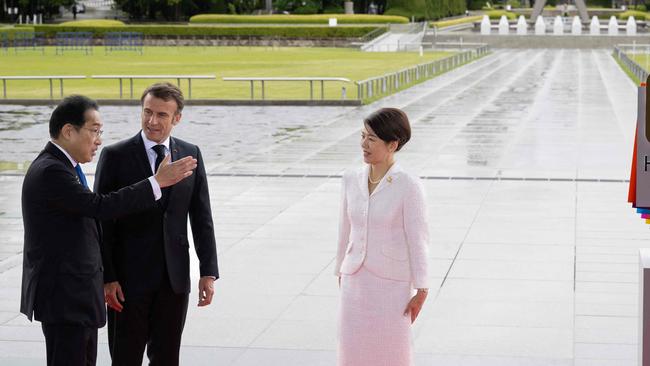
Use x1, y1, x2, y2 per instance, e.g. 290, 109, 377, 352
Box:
51, 141, 78, 168
141, 130, 170, 151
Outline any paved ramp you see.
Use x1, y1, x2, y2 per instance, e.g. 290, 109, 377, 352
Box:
362, 23, 427, 52
58, 0, 123, 21
0, 50, 645, 366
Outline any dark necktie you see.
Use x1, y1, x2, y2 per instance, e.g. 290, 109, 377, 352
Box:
152, 144, 169, 207
74, 164, 88, 188
152, 145, 166, 173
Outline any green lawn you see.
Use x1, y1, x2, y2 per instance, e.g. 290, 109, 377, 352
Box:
0, 47, 453, 100
632, 54, 650, 70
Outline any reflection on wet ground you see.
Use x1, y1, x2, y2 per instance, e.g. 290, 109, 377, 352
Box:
203, 49, 635, 180
0, 106, 54, 169
0, 105, 348, 173
0, 49, 635, 181
0, 109, 47, 132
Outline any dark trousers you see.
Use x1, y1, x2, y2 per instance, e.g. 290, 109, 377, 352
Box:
42, 323, 98, 366
107, 277, 189, 366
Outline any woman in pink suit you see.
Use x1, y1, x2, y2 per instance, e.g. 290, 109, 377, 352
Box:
335, 108, 429, 366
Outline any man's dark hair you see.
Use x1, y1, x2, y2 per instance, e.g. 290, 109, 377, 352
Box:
49, 95, 99, 139
364, 108, 411, 151
140, 82, 184, 113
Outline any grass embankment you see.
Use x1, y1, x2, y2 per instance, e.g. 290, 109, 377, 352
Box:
0, 25, 35, 37
617, 10, 650, 20
613, 53, 650, 85
431, 15, 482, 28
189, 14, 409, 24
24, 24, 379, 37
615, 56, 642, 85
632, 54, 650, 70
431, 11, 517, 28
485, 10, 518, 20
629, 54, 650, 85
362, 50, 488, 104
59, 19, 126, 26
1, 19, 382, 38
0, 47, 452, 100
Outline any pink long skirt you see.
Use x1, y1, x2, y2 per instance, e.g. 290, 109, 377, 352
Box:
337, 266, 414, 366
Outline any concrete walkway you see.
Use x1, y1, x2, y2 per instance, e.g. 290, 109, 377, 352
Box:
362, 24, 425, 52
0, 49, 647, 365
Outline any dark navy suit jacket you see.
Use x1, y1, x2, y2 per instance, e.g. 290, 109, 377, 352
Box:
94, 133, 218, 296
20, 142, 156, 327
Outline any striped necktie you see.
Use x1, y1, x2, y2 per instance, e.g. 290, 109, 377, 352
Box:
74, 164, 88, 188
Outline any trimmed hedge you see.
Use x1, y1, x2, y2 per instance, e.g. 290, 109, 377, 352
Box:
485, 10, 517, 20
189, 14, 409, 24
31, 24, 381, 38
0, 26, 36, 39
384, 7, 423, 19
431, 15, 482, 28
385, 0, 466, 20
618, 10, 649, 20
59, 20, 126, 27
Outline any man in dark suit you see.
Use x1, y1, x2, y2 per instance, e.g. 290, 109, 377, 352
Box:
94, 82, 219, 366
20, 95, 198, 366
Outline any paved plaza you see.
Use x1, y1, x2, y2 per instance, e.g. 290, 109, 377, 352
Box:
0, 49, 647, 365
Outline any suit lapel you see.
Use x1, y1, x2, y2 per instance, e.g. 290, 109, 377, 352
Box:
44, 142, 82, 186
44, 142, 74, 170
359, 163, 401, 198
357, 165, 369, 199
371, 163, 401, 197
131, 133, 153, 178
170, 137, 180, 163
44, 142, 99, 238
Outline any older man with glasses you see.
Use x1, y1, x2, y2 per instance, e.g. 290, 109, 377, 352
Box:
20, 95, 197, 366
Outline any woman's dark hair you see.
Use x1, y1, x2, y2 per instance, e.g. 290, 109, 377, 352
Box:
364, 108, 411, 151
141, 82, 184, 113
49, 95, 99, 138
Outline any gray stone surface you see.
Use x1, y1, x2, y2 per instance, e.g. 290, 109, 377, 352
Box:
427, 33, 650, 49
0, 49, 647, 365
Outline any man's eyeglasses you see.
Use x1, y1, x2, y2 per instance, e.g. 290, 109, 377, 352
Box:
81, 127, 104, 138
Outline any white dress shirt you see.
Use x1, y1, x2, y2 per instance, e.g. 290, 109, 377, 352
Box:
51, 140, 161, 199
141, 130, 172, 199
51, 141, 78, 168
335, 163, 430, 289
141, 130, 170, 176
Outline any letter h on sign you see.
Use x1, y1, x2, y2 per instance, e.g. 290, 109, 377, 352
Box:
635, 77, 650, 206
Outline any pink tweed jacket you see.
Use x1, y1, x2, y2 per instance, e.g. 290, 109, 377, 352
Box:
334, 163, 430, 289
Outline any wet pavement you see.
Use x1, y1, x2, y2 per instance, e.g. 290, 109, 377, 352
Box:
0, 49, 647, 365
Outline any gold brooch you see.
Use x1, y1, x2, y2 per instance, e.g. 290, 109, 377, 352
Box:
387, 176, 393, 183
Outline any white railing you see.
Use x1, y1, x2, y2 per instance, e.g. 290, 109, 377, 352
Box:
614, 44, 649, 83
91, 74, 215, 99
0, 75, 85, 99
222, 77, 351, 101
355, 44, 489, 101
